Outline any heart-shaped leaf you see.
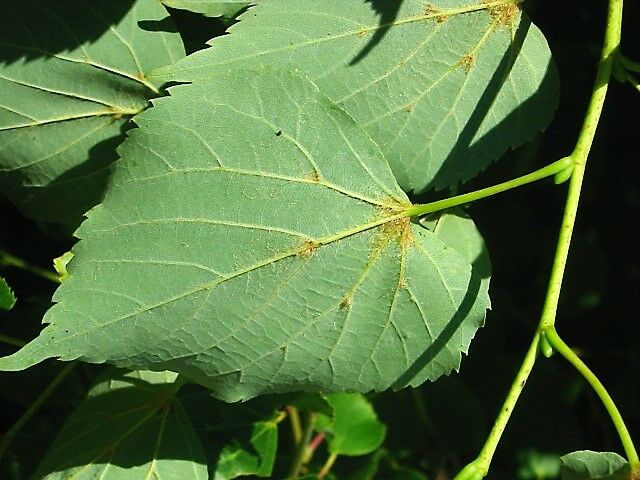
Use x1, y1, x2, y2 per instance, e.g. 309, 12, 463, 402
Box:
0, 0, 185, 225
0, 68, 490, 401
152, 0, 558, 193
318, 393, 387, 457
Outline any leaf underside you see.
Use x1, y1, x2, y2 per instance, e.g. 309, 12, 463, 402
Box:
34, 369, 208, 480
0, 68, 490, 401
0, 0, 185, 225
152, 0, 558, 193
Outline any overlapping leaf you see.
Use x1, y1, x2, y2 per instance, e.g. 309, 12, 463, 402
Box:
161, 0, 249, 18
0, 0, 185, 225
151, 0, 558, 193
560, 451, 631, 480
316, 393, 387, 456
0, 68, 490, 401
34, 369, 208, 480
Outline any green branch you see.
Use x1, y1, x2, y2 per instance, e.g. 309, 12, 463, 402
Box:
539, 0, 622, 330
543, 327, 639, 466
453, 0, 626, 477
453, 334, 541, 480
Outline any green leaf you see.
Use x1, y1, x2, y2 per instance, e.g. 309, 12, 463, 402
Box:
0, 276, 16, 310
151, 0, 558, 193
420, 208, 491, 280
161, 0, 249, 18
518, 450, 561, 480
53, 252, 74, 282
0, 68, 490, 402
560, 451, 630, 480
0, 0, 185, 225
290, 393, 334, 417
179, 386, 283, 478
214, 421, 278, 479
320, 393, 386, 457
34, 369, 208, 480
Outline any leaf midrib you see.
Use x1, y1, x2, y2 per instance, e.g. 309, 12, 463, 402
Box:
44, 209, 409, 357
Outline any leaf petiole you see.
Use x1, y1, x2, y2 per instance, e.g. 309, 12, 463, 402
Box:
405, 156, 572, 218
288, 411, 315, 479
543, 327, 639, 467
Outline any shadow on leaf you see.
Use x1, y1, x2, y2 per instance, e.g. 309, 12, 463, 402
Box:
428, 16, 559, 191
349, 0, 404, 65
0, 0, 136, 65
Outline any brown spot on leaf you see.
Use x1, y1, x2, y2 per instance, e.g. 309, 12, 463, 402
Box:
424, 4, 447, 22
356, 28, 369, 38
340, 297, 352, 309
299, 239, 318, 258
381, 216, 413, 250
307, 169, 321, 182
460, 54, 475, 73
487, 2, 520, 26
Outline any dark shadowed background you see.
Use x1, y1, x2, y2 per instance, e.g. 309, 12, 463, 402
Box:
1, 1, 638, 478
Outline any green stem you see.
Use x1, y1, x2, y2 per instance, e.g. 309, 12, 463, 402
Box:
539, 0, 622, 330
288, 406, 303, 445
544, 327, 639, 466
454, 0, 624, 477
288, 411, 315, 479
0, 333, 26, 348
405, 157, 571, 218
0, 362, 76, 461
317, 452, 338, 479
0, 250, 59, 284
460, 334, 541, 478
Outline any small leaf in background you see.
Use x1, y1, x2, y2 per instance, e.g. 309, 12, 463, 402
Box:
0, 276, 16, 310
560, 451, 630, 480
161, 0, 248, 18
33, 369, 208, 480
517, 450, 561, 479
153, 0, 558, 193
214, 420, 278, 479
53, 252, 74, 282
319, 393, 386, 457
179, 385, 283, 479
0, 68, 490, 402
290, 393, 334, 417
0, 0, 185, 226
